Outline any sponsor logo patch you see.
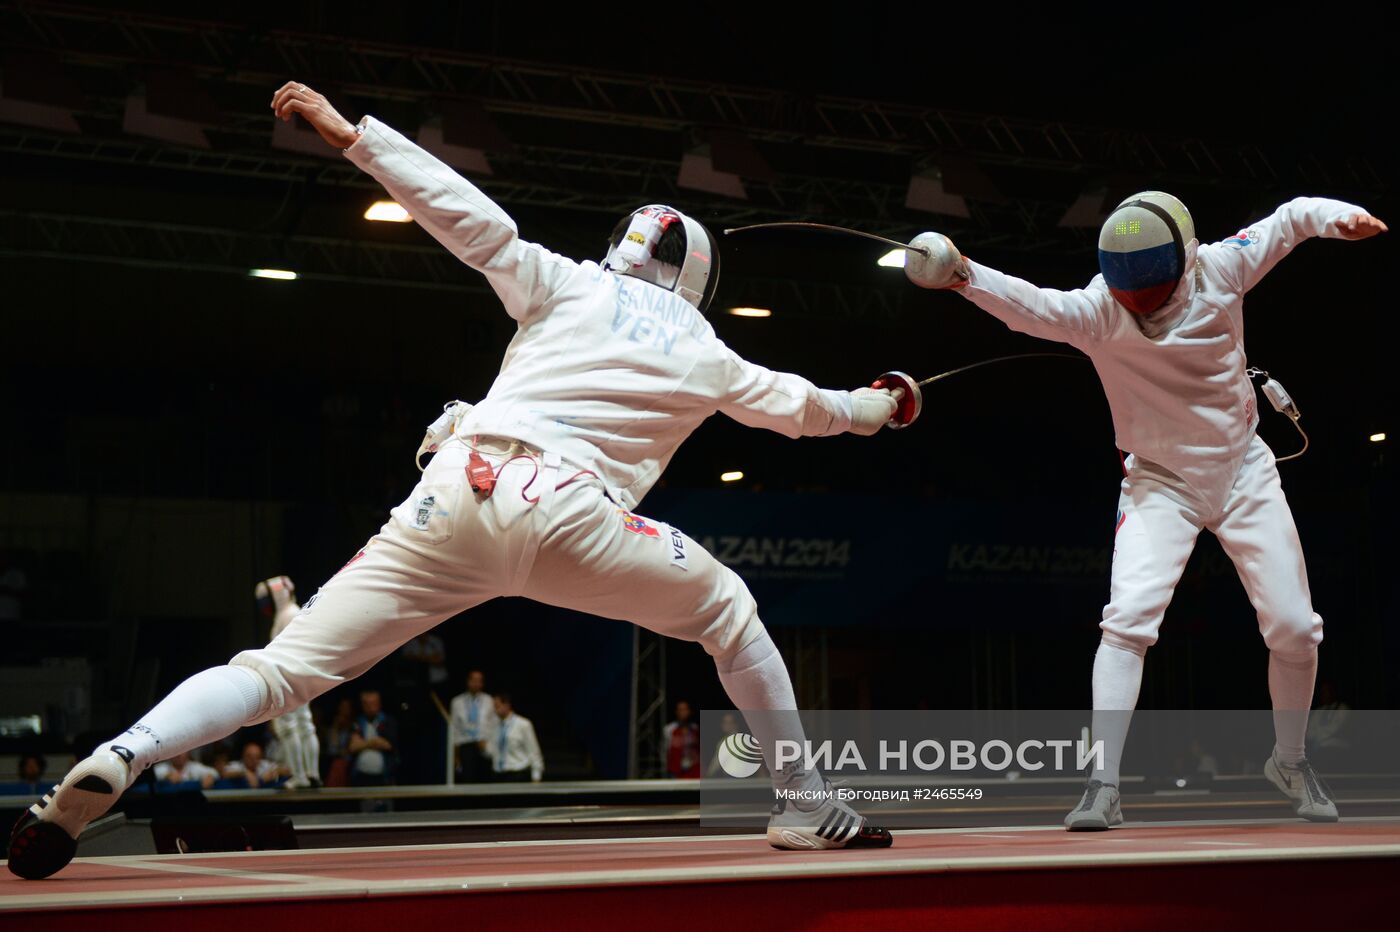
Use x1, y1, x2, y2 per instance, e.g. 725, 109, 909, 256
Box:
619, 509, 661, 538
413, 494, 439, 530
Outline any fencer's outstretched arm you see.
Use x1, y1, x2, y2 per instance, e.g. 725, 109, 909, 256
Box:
718, 349, 897, 438
271, 82, 573, 322
957, 261, 1113, 345
1210, 197, 1386, 293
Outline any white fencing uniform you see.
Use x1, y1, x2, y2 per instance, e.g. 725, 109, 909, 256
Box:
226, 116, 860, 724
11, 114, 894, 879
259, 578, 321, 787
957, 197, 1363, 776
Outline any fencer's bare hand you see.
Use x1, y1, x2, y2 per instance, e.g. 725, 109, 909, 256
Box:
849, 387, 898, 436
1336, 214, 1387, 240
270, 81, 359, 149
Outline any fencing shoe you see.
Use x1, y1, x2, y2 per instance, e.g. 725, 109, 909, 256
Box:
766, 779, 893, 850
7, 747, 135, 879
1064, 779, 1122, 831
1265, 753, 1339, 822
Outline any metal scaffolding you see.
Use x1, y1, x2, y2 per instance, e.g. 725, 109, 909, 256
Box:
0, 207, 911, 316
3, 2, 1385, 256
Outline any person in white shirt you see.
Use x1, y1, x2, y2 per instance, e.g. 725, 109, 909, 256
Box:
449, 670, 498, 783
924, 191, 1386, 830
153, 751, 218, 789
486, 694, 543, 783
7, 80, 898, 880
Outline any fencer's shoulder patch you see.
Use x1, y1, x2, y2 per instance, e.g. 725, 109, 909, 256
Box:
618, 508, 662, 538
1218, 229, 1259, 249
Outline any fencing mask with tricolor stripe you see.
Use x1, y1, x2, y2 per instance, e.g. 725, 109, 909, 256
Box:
1098, 192, 1196, 315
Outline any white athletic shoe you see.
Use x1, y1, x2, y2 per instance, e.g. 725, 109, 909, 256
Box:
1265, 753, 1339, 822
766, 779, 893, 850
1064, 779, 1122, 831
280, 776, 323, 791
7, 748, 135, 879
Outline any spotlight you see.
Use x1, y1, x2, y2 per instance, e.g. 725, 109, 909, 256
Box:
1371, 432, 1387, 443
365, 200, 411, 222
249, 268, 298, 281
720, 471, 745, 482
728, 307, 772, 318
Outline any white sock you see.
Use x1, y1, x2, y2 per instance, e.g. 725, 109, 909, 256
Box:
106, 665, 268, 775
1090, 640, 1145, 786
1269, 650, 1317, 766
715, 630, 823, 799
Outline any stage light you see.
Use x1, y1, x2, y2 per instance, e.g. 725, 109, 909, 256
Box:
904, 169, 971, 218
1371, 432, 1387, 442
728, 307, 772, 317
365, 200, 412, 222
877, 249, 907, 268
677, 145, 747, 199
249, 268, 298, 281
720, 471, 745, 482
1059, 185, 1111, 228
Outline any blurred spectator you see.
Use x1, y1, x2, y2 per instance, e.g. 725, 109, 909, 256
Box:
708, 712, 761, 777
221, 741, 286, 788
322, 697, 356, 787
1309, 679, 1352, 751
399, 633, 449, 689
349, 690, 399, 786
449, 669, 498, 783
154, 750, 218, 789
488, 694, 543, 783
17, 753, 45, 792
662, 700, 701, 779
1188, 738, 1219, 779
0, 549, 27, 621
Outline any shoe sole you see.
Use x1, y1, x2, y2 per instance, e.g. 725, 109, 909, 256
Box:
7, 813, 78, 880
767, 827, 894, 850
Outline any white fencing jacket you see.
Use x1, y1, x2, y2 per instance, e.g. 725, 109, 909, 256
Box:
345, 117, 853, 510
957, 197, 1361, 505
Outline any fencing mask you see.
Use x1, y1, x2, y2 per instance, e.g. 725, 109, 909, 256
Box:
603, 204, 720, 312
1098, 191, 1196, 315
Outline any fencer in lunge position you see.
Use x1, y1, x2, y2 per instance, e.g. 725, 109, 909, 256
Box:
254, 577, 322, 789
6, 81, 899, 879
913, 191, 1385, 829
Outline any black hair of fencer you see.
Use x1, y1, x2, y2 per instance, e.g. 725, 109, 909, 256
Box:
606, 211, 688, 268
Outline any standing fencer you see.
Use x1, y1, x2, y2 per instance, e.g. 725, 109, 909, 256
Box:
254, 577, 322, 789
914, 191, 1385, 829
7, 81, 899, 879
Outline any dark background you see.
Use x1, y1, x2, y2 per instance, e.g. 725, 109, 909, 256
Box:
3, 2, 1395, 778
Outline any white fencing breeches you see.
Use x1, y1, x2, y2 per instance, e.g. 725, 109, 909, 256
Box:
270, 705, 319, 783
1098, 434, 1324, 660
230, 438, 767, 720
